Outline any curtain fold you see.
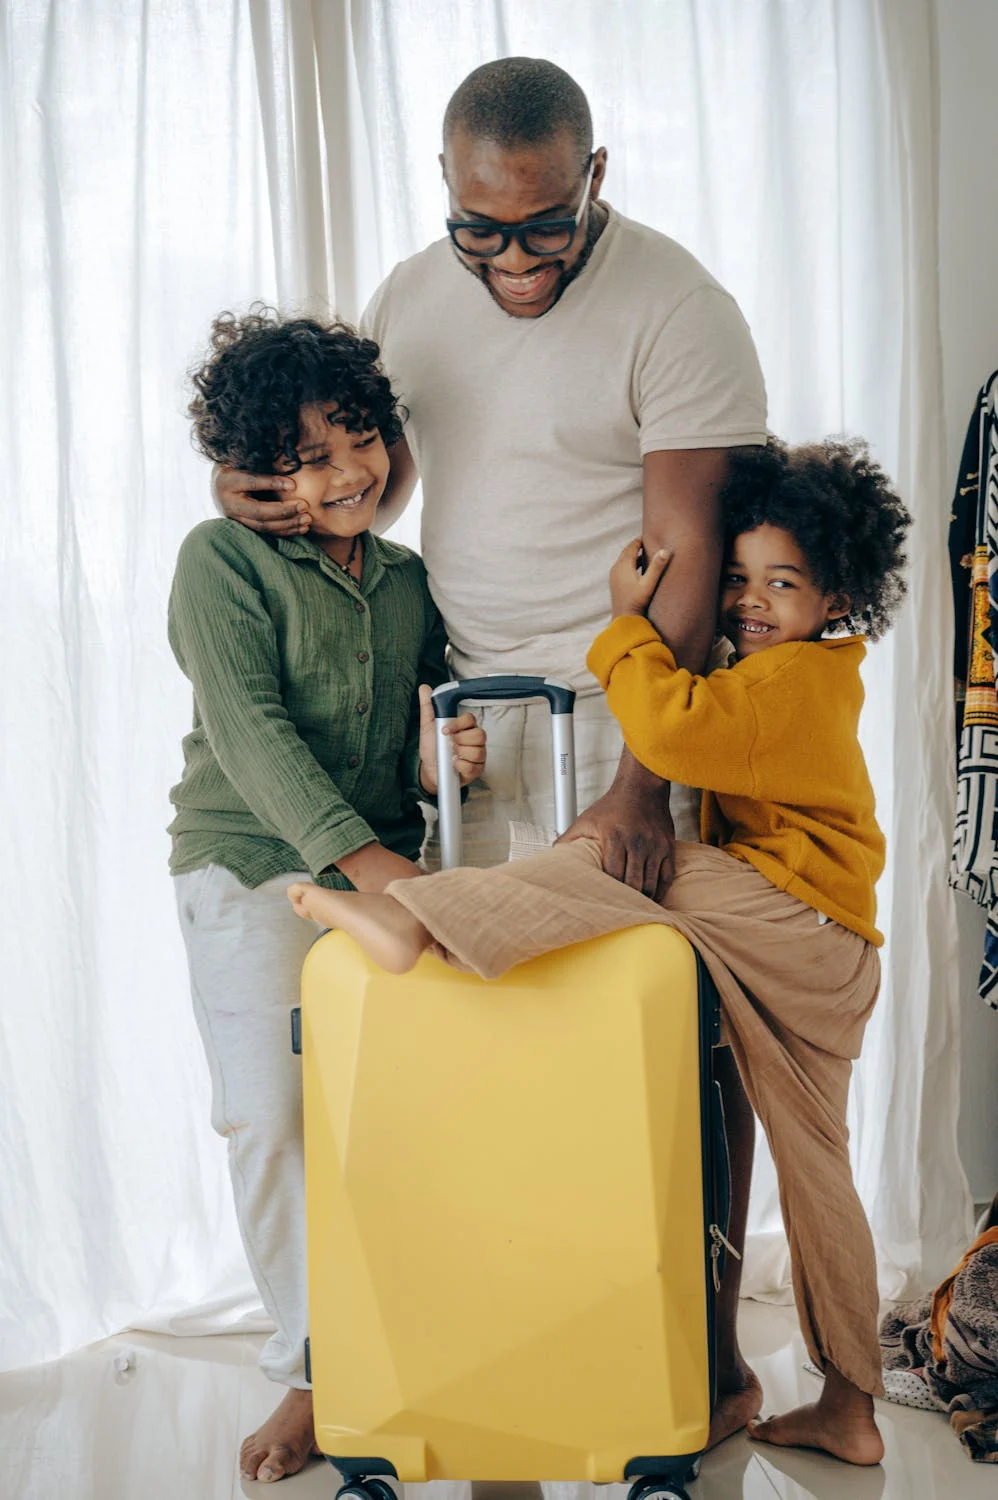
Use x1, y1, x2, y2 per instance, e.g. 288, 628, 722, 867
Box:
0, 0, 971, 1375
249, 0, 332, 311
852, 0, 974, 1287
1, 0, 277, 1372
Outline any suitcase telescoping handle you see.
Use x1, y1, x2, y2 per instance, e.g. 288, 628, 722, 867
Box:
431, 675, 578, 870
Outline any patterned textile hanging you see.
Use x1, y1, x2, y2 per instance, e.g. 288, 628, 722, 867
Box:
950, 369, 998, 1009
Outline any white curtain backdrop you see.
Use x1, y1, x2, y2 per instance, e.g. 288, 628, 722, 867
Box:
0, 0, 972, 1374
0, 0, 277, 1371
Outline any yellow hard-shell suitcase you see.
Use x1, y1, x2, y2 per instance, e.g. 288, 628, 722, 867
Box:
295, 677, 730, 1500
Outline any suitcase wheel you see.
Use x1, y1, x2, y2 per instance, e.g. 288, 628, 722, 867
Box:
627, 1480, 691, 1500
336, 1482, 396, 1500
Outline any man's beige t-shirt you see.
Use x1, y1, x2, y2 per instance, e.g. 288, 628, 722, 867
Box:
362, 204, 767, 692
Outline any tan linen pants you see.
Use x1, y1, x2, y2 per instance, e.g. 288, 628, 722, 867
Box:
388, 838, 884, 1396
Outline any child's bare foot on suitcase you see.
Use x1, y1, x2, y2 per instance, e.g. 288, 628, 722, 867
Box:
747, 1363, 884, 1465
287, 883, 431, 973
239, 1387, 319, 1482
707, 1356, 764, 1449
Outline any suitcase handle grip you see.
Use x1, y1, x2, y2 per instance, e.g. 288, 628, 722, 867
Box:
431, 675, 576, 718
431, 675, 578, 869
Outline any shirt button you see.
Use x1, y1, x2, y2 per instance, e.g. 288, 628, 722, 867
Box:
354, 600, 366, 614
347, 754, 360, 769
356, 650, 369, 663
356, 700, 369, 715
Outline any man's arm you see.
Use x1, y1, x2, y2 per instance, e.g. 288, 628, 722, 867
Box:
371, 435, 418, 534
641, 447, 728, 669
559, 447, 731, 899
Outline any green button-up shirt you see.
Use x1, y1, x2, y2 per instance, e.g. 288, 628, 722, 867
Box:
167, 520, 447, 889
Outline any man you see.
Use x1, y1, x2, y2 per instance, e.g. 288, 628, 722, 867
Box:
218, 58, 767, 1482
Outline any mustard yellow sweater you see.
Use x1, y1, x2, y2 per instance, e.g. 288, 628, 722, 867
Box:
587, 616, 885, 945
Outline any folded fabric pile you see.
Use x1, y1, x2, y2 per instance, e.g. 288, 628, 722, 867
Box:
879, 1228, 998, 1462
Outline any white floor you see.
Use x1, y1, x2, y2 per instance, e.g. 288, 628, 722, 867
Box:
0, 1302, 991, 1500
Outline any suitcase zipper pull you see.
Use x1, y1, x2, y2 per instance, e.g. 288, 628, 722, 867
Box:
709, 1223, 742, 1292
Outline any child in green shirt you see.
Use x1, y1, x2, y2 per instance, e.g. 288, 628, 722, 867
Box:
168, 308, 484, 1482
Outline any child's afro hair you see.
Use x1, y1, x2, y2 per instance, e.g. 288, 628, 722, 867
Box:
188, 305, 405, 473
720, 437, 912, 640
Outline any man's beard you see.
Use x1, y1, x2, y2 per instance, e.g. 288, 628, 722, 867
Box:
455, 203, 608, 317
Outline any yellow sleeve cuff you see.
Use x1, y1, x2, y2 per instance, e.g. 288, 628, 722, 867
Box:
586, 615, 675, 687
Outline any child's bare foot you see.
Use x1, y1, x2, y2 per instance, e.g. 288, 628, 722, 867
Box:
748, 1362, 884, 1465
239, 1387, 319, 1483
287, 883, 431, 973
707, 1356, 764, 1449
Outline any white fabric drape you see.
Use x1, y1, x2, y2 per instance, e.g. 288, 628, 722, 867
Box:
1, 0, 972, 1374
0, 0, 272, 1371
850, 0, 974, 1295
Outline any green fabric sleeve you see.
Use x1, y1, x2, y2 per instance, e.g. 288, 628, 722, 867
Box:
168, 528, 378, 876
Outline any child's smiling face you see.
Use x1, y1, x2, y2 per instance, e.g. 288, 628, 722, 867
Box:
278, 402, 390, 550
721, 524, 850, 659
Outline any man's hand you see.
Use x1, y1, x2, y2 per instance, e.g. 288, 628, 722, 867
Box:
558, 750, 675, 901
416, 684, 486, 795
609, 538, 672, 619
212, 463, 310, 536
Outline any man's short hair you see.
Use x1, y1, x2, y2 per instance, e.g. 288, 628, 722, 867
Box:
443, 58, 593, 158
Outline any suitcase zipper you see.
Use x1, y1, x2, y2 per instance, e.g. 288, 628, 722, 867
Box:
709, 1223, 742, 1292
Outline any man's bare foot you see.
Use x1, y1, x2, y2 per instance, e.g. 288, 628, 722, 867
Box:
287, 883, 431, 973
747, 1362, 884, 1466
707, 1357, 764, 1449
239, 1387, 319, 1483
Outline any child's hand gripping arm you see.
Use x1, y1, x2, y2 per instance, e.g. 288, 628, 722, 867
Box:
609, 538, 673, 619
589, 539, 767, 797
415, 685, 487, 795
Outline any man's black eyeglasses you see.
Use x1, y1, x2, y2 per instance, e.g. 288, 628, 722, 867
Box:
446, 156, 595, 259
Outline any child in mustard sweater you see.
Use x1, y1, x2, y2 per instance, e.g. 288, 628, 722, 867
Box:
289, 438, 911, 1467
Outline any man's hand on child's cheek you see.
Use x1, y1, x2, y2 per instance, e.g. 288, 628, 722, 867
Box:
212, 464, 311, 535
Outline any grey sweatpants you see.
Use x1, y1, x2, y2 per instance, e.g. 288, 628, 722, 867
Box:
174, 864, 321, 1387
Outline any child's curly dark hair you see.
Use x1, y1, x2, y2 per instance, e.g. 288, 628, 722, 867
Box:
720, 437, 911, 640
188, 306, 405, 473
